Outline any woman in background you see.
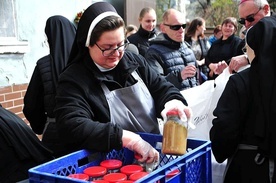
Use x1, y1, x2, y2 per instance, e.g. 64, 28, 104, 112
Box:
205, 17, 243, 80
128, 7, 158, 57
185, 17, 210, 84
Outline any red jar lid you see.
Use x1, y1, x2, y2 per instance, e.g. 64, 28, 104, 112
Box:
84, 166, 107, 177
103, 173, 127, 183
67, 173, 89, 180
166, 110, 178, 116
91, 180, 109, 183
129, 171, 149, 181
117, 181, 134, 183
120, 165, 143, 175
166, 169, 180, 178
100, 159, 122, 169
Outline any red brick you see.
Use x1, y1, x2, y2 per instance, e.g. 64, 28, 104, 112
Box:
5, 92, 21, 101
14, 98, 24, 106
1, 101, 13, 108
13, 83, 28, 92
0, 95, 5, 102
0, 86, 12, 94
8, 106, 22, 114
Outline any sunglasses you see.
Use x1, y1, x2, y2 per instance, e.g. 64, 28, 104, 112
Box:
238, 8, 261, 25
163, 23, 186, 30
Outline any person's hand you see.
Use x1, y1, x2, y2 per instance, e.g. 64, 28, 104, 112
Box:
180, 65, 197, 80
228, 55, 248, 73
161, 99, 192, 123
214, 61, 228, 75
123, 130, 159, 163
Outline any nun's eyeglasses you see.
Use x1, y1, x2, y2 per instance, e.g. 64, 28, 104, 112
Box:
238, 8, 261, 25
95, 40, 129, 56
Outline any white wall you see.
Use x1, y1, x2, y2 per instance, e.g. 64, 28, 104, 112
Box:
0, 0, 100, 86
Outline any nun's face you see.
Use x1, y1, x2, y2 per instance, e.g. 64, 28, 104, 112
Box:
88, 27, 125, 69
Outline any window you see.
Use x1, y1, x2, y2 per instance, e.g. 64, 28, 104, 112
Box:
0, 0, 28, 54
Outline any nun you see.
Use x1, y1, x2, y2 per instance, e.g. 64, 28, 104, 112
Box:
54, 1, 191, 164
210, 14, 276, 183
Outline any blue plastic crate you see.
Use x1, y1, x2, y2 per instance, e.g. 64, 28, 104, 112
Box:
29, 133, 211, 183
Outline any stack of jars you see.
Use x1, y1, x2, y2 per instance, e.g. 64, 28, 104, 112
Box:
67, 158, 150, 183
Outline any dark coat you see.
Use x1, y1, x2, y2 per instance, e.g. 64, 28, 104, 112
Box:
205, 34, 243, 80
210, 13, 276, 183
210, 68, 276, 183
210, 68, 253, 163
55, 51, 187, 155
23, 16, 76, 134
127, 25, 157, 57
23, 15, 76, 158
0, 105, 53, 182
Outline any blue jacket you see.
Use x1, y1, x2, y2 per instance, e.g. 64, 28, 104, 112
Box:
145, 33, 198, 90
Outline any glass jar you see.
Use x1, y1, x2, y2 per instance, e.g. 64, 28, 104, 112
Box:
83, 166, 107, 181
100, 159, 122, 173
103, 172, 127, 183
120, 164, 143, 178
162, 110, 187, 155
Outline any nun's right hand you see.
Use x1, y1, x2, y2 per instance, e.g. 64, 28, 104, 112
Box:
122, 130, 159, 164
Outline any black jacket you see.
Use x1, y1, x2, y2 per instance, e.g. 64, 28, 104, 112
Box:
127, 25, 157, 57
145, 33, 198, 90
0, 105, 52, 182
210, 68, 254, 163
23, 16, 76, 134
55, 51, 187, 155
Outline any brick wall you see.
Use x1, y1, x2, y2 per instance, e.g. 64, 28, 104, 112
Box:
0, 83, 28, 125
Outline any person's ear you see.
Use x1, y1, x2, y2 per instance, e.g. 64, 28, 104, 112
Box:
263, 4, 270, 16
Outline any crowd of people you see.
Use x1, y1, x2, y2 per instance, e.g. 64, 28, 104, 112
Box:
1, 0, 275, 182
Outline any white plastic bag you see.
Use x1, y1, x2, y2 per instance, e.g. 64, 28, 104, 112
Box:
180, 67, 232, 140
208, 67, 232, 124
180, 80, 215, 140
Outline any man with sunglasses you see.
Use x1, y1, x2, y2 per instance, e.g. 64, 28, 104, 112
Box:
228, 0, 271, 73
145, 9, 198, 91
